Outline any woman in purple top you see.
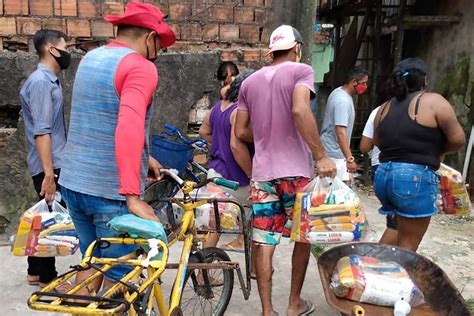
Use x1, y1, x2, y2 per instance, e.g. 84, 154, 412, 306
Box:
200, 69, 254, 251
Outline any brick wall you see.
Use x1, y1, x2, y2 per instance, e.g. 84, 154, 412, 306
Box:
0, 0, 273, 68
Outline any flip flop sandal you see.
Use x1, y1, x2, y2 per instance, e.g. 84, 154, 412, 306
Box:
27, 275, 40, 286
297, 299, 315, 316
250, 268, 275, 280
220, 243, 245, 253
40, 280, 74, 293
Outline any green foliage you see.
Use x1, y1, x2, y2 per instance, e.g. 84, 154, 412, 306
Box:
466, 298, 474, 312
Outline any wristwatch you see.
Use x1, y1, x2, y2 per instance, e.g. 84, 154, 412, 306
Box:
345, 156, 355, 163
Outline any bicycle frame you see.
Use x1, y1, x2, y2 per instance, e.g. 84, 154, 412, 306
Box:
28, 178, 251, 316
28, 237, 169, 315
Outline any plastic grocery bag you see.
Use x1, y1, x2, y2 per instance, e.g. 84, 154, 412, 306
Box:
108, 214, 167, 262
11, 199, 79, 257
291, 177, 366, 244
108, 214, 167, 242
174, 183, 240, 231
331, 255, 424, 307
437, 163, 472, 216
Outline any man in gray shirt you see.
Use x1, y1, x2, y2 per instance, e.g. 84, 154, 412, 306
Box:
20, 29, 70, 288
320, 67, 368, 182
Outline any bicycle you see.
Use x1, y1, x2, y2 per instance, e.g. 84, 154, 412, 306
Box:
28, 169, 252, 316
152, 124, 208, 183
145, 124, 210, 231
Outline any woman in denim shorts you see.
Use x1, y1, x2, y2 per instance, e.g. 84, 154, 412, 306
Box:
360, 81, 400, 246
373, 58, 465, 252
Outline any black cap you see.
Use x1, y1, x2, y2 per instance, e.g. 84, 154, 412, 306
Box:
292, 27, 304, 45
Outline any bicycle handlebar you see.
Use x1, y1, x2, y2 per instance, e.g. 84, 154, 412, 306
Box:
159, 169, 239, 191
163, 124, 207, 148
213, 177, 239, 190
159, 169, 184, 186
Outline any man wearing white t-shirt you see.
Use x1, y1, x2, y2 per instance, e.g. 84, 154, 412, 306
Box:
360, 106, 381, 176
360, 105, 398, 245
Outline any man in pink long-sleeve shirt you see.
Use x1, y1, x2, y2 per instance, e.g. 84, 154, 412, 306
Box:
59, 2, 175, 293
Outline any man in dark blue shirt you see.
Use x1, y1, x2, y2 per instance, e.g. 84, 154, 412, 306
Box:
19, 29, 70, 288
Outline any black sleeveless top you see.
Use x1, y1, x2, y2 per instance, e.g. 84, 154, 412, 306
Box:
378, 92, 445, 170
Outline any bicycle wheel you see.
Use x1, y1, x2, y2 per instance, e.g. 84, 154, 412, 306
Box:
178, 247, 234, 316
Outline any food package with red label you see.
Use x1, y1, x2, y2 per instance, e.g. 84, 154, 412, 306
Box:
11, 199, 79, 257
291, 177, 366, 244
331, 255, 424, 307
437, 163, 471, 216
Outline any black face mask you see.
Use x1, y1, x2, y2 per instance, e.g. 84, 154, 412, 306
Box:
146, 35, 158, 62
51, 47, 71, 70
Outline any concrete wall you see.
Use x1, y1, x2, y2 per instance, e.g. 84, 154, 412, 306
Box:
411, 0, 473, 174
268, 0, 316, 65
0, 51, 220, 234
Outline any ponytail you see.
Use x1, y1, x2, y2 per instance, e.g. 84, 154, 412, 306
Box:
389, 70, 408, 101
389, 58, 427, 101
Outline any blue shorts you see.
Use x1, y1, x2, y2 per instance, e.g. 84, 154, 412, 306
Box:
374, 162, 440, 218
371, 165, 398, 229
61, 187, 136, 281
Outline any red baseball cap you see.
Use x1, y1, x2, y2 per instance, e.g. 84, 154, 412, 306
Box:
105, 2, 176, 48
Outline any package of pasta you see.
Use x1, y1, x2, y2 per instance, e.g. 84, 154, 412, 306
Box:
291, 177, 366, 244
437, 163, 471, 216
330, 255, 425, 307
11, 199, 79, 257
174, 183, 240, 231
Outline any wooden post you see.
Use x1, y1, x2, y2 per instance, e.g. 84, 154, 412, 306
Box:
394, 0, 407, 64
332, 17, 342, 88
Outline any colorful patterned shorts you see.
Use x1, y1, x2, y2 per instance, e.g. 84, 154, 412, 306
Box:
251, 177, 310, 245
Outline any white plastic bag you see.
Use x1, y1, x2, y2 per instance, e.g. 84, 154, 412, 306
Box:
173, 183, 240, 231
291, 177, 366, 244
437, 163, 471, 216
11, 199, 78, 257
331, 255, 424, 307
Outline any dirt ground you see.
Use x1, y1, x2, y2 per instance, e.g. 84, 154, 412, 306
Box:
0, 190, 472, 316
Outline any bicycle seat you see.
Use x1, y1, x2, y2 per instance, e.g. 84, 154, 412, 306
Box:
107, 214, 167, 243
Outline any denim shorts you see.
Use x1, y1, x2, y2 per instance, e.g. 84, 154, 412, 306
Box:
61, 187, 136, 281
374, 162, 440, 218
371, 165, 397, 229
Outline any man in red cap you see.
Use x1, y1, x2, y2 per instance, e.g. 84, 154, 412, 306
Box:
59, 2, 175, 293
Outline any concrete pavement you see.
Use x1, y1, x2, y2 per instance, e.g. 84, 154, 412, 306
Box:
1, 192, 473, 315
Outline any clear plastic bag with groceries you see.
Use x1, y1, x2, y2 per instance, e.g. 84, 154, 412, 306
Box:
11, 199, 79, 257
331, 255, 425, 307
437, 163, 471, 216
174, 183, 240, 231
291, 177, 366, 244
